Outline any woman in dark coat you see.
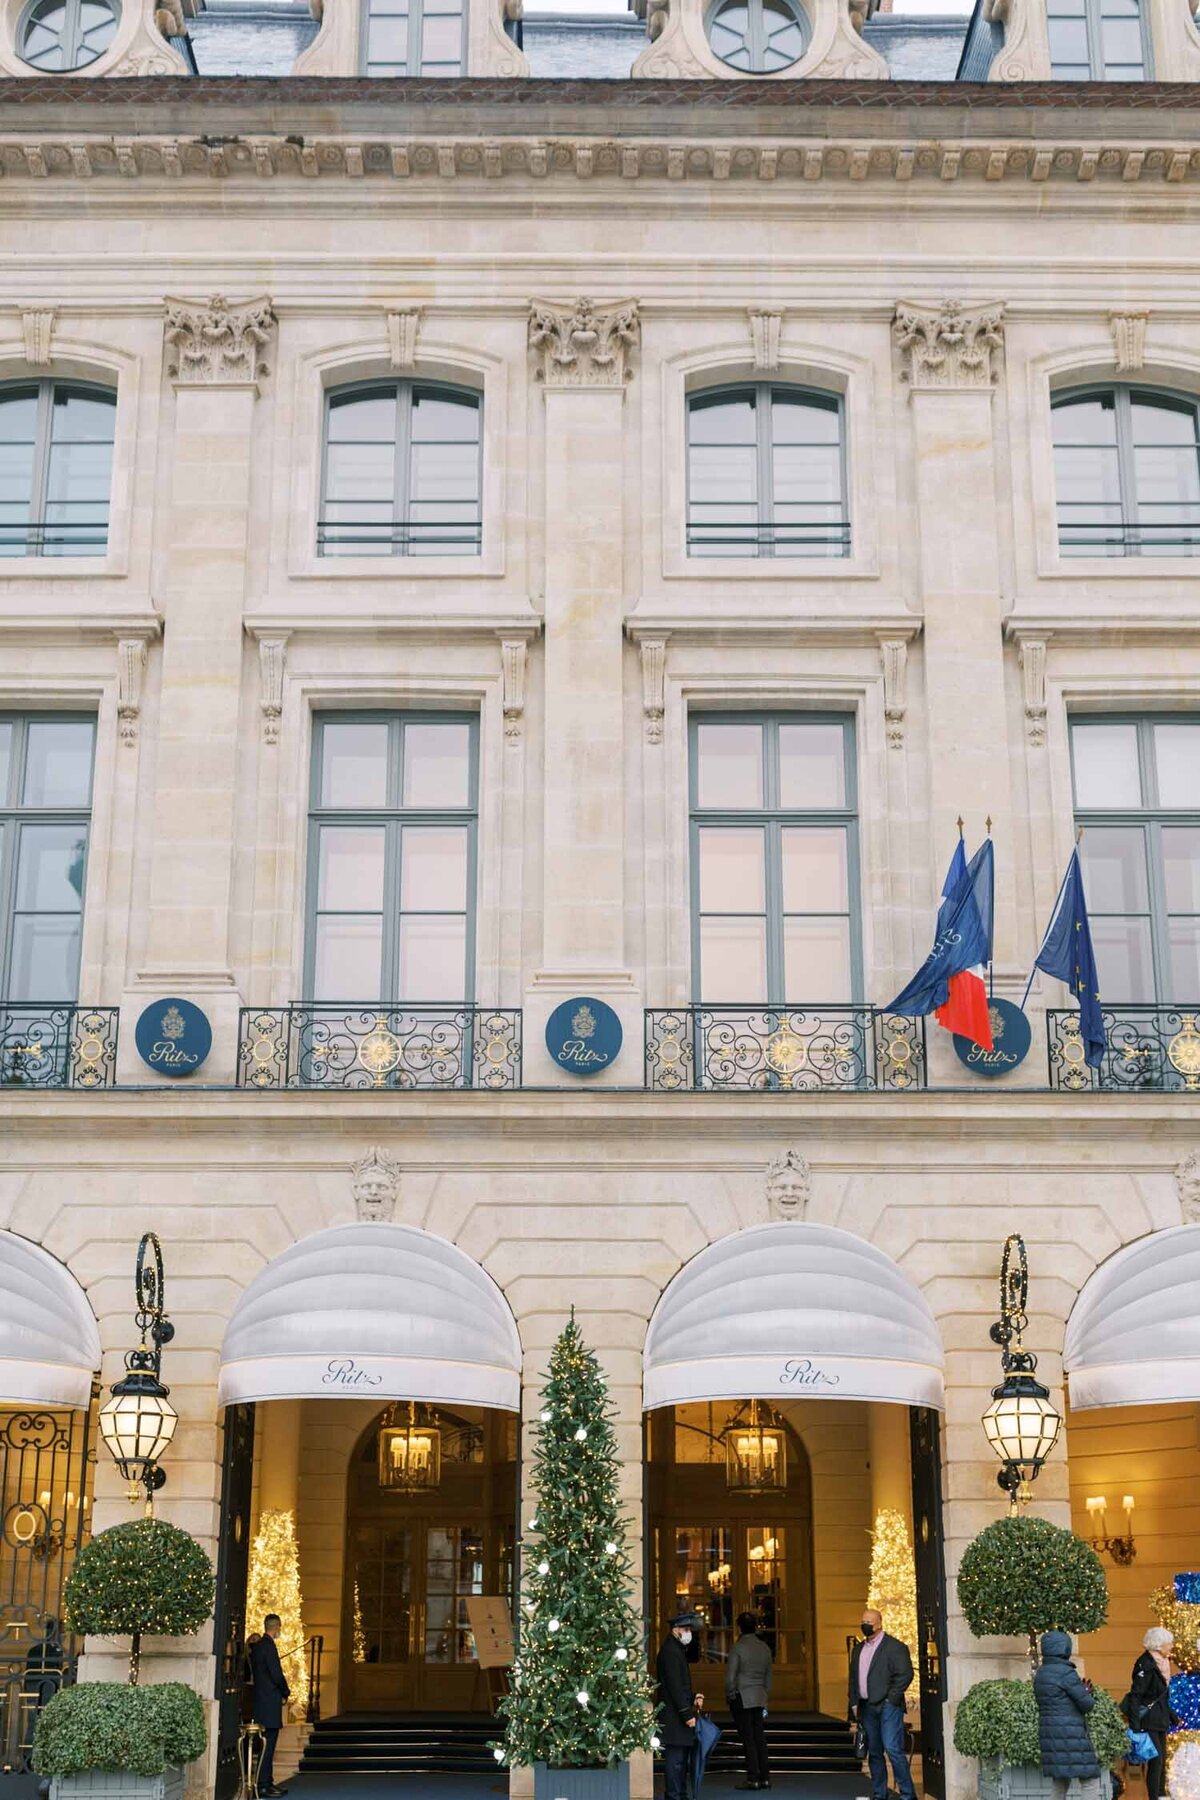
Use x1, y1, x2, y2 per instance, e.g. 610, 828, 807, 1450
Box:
1128, 1627, 1178, 1800
1033, 1631, 1100, 1791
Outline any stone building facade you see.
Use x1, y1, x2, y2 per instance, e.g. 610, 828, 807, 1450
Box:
1, 10, 1200, 1799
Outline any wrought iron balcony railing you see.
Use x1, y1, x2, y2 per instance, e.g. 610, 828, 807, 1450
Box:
645, 1006, 926, 1093
237, 1004, 522, 1091
316, 517, 482, 555
0, 1005, 119, 1089
1047, 1006, 1200, 1092
1057, 513, 1200, 556
686, 520, 852, 558
0, 519, 109, 557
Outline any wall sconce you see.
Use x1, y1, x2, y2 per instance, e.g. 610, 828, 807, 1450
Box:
1086, 1494, 1136, 1566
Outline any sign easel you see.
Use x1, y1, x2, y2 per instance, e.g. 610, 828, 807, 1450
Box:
466, 1596, 514, 1714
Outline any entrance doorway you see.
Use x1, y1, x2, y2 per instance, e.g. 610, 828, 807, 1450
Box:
341, 1404, 517, 1713
646, 1402, 816, 1710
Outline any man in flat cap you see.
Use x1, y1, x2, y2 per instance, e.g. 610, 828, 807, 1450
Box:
656, 1610, 705, 1800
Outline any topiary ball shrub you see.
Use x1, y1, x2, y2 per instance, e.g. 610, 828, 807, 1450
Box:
32, 1682, 207, 1778
957, 1516, 1108, 1650
953, 1678, 1128, 1772
66, 1519, 214, 1643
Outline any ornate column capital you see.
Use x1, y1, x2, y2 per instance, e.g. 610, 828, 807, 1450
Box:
529, 297, 640, 388
894, 299, 1005, 391
164, 294, 277, 388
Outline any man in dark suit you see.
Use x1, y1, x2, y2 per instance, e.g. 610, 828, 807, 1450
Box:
848, 1608, 916, 1800
656, 1610, 705, 1800
249, 1613, 290, 1798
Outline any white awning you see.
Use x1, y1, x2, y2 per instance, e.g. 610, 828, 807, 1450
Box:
1065, 1224, 1200, 1411
0, 1232, 100, 1410
218, 1222, 522, 1411
643, 1221, 944, 1412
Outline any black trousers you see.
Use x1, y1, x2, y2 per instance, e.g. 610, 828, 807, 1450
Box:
1146, 1730, 1168, 1800
257, 1725, 279, 1793
732, 1698, 769, 1784
663, 1742, 692, 1800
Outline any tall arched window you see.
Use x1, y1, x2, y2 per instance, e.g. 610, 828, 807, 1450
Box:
1052, 385, 1200, 558
1046, 0, 1148, 79
319, 380, 482, 559
687, 384, 848, 559
0, 382, 115, 559
18, 0, 119, 69
705, 0, 808, 71
361, 0, 464, 75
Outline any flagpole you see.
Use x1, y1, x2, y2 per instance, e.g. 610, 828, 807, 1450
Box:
1020, 829, 1084, 1011
985, 816, 994, 997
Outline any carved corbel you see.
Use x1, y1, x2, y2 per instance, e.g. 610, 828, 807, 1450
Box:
258, 637, 288, 746
529, 298, 640, 388
639, 636, 668, 745
20, 309, 54, 367
164, 295, 276, 388
1110, 311, 1149, 373
500, 637, 527, 743
1019, 637, 1048, 746
116, 638, 149, 747
749, 310, 782, 373
386, 308, 421, 370
894, 300, 1005, 390
879, 638, 908, 750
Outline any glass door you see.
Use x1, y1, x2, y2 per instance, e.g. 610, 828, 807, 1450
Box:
347, 1523, 418, 1710
421, 1524, 485, 1708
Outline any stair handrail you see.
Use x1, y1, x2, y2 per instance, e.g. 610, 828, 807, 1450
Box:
305, 1634, 323, 1724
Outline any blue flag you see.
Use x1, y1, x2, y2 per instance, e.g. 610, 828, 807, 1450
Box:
1033, 849, 1106, 1068
888, 837, 992, 1017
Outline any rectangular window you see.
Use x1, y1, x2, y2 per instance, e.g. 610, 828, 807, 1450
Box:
689, 716, 859, 1003
362, 0, 463, 75
1071, 715, 1200, 1003
305, 714, 477, 1004
0, 714, 95, 1002
1047, 0, 1147, 77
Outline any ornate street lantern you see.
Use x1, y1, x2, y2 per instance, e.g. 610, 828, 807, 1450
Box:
98, 1233, 177, 1513
724, 1399, 788, 1495
378, 1402, 442, 1493
981, 1234, 1062, 1508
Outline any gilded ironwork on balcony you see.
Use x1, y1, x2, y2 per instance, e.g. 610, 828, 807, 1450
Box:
644, 1007, 926, 1093
0, 1005, 119, 1089
1048, 1006, 1200, 1092
237, 1005, 522, 1091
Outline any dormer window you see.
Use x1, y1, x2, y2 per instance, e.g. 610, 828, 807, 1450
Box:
18, 0, 120, 68
362, 0, 464, 74
1047, 0, 1148, 78
704, 0, 808, 70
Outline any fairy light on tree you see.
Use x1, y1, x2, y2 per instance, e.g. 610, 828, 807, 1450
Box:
246, 1508, 309, 1713
867, 1509, 920, 1699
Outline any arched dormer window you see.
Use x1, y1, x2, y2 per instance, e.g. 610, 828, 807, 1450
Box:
361, 0, 464, 74
704, 0, 809, 71
687, 383, 849, 560
1046, 0, 1149, 79
17, 0, 120, 69
0, 380, 115, 559
319, 379, 482, 559
1052, 385, 1200, 558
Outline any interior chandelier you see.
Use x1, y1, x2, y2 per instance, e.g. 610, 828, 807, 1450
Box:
724, 1399, 788, 1495
378, 1401, 442, 1492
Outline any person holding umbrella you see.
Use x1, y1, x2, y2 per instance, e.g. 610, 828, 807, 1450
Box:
656, 1610, 705, 1800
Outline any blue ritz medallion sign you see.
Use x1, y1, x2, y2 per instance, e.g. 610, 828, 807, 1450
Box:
545, 996, 623, 1077
135, 997, 213, 1077
953, 996, 1032, 1078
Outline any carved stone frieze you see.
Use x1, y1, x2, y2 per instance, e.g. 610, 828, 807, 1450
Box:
766, 1148, 811, 1219
1110, 310, 1149, 373
352, 1145, 401, 1222
894, 299, 1005, 389
529, 297, 640, 388
164, 294, 276, 387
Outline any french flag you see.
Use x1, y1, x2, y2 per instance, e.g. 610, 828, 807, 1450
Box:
888, 835, 995, 1052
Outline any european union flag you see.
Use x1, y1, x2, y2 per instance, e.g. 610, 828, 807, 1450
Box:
888, 837, 993, 1017
1034, 849, 1106, 1068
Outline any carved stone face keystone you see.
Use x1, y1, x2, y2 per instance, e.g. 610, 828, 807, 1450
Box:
766, 1149, 812, 1219
352, 1147, 401, 1222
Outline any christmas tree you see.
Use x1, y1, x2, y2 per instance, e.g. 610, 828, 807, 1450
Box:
1149, 1573, 1200, 1800
867, 1508, 920, 1701
498, 1316, 657, 1772
246, 1508, 308, 1714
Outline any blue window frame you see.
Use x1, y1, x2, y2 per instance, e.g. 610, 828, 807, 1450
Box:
1071, 715, 1200, 1003
305, 714, 478, 1004
0, 715, 95, 1002
688, 715, 861, 1003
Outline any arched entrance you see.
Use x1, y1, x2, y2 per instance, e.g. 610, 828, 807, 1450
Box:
342, 1403, 517, 1713
643, 1221, 950, 1794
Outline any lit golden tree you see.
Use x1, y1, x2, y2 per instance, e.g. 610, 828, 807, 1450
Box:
246, 1509, 308, 1714
867, 1509, 920, 1701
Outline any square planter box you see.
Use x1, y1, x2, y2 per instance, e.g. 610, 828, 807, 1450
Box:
533, 1761, 630, 1800
978, 1763, 1109, 1800
50, 1770, 185, 1800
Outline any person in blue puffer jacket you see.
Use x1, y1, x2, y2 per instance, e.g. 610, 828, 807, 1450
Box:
1033, 1630, 1101, 1793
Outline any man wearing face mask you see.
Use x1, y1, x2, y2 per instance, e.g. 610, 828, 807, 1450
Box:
656, 1611, 705, 1800
848, 1608, 917, 1800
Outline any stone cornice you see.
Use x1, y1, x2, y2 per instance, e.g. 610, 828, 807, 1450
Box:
0, 130, 1197, 185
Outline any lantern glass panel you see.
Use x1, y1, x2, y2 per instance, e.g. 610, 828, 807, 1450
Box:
724, 1403, 787, 1494
99, 1388, 178, 1479
378, 1416, 442, 1491
982, 1383, 1062, 1469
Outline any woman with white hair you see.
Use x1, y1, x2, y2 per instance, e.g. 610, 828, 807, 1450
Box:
1127, 1626, 1180, 1800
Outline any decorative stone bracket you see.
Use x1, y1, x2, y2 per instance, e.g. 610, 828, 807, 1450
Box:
749, 309, 782, 372
386, 308, 421, 369
529, 297, 640, 388
500, 636, 528, 743
878, 637, 909, 749
257, 636, 288, 745
116, 637, 150, 747
639, 636, 668, 745
894, 299, 1005, 389
20, 309, 54, 366
1017, 636, 1048, 746
165, 294, 276, 388
1110, 310, 1149, 373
